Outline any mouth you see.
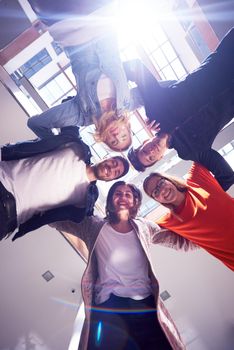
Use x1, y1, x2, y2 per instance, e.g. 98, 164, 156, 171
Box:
119, 201, 128, 205
163, 188, 171, 200
104, 165, 110, 177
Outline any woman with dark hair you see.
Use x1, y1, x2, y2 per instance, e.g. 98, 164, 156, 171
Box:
51, 181, 197, 350
143, 162, 234, 271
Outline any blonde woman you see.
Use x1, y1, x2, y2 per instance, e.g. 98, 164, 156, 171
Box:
27, 1, 141, 151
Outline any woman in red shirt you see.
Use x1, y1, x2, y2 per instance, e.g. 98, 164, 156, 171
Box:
143, 162, 234, 271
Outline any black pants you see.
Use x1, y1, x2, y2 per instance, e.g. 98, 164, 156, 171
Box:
0, 182, 17, 240
88, 294, 172, 350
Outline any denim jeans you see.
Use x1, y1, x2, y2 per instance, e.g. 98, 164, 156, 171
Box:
28, 32, 131, 138
88, 294, 172, 350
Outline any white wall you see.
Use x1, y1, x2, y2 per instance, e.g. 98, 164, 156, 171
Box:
0, 81, 34, 144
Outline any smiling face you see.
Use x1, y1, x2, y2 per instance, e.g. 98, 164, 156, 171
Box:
112, 184, 135, 213
144, 175, 181, 205
104, 119, 132, 151
95, 157, 125, 181
137, 135, 168, 167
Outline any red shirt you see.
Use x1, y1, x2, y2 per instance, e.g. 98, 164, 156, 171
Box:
157, 163, 234, 271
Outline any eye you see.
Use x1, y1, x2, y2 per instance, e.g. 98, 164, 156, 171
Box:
152, 189, 159, 198
111, 140, 118, 146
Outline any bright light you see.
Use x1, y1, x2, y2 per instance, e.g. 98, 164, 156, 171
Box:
113, 0, 171, 47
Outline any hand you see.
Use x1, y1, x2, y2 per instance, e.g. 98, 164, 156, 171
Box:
145, 118, 161, 133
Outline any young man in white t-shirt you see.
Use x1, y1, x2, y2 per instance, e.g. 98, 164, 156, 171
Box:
0, 143, 129, 240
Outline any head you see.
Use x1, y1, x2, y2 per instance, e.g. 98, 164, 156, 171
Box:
94, 156, 129, 182
128, 135, 169, 172
106, 181, 142, 223
143, 172, 187, 210
93, 110, 132, 151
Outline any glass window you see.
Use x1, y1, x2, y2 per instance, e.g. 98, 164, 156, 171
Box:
19, 48, 52, 79
51, 41, 63, 55
161, 65, 178, 80
64, 66, 77, 87
170, 58, 187, 79
161, 42, 177, 61
38, 72, 75, 107
151, 48, 168, 69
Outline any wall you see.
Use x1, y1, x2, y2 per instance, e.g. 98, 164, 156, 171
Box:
0, 80, 34, 144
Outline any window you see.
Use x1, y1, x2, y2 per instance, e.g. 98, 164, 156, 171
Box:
51, 41, 63, 55
18, 49, 52, 79
38, 69, 76, 107
142, 25, 187, 80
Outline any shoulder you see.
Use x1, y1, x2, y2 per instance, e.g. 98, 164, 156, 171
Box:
132, 217, 161, 234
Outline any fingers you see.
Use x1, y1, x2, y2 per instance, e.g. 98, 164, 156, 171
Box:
145, 119, 161, 133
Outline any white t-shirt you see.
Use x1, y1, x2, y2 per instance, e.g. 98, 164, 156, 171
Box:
97, 74, 116, 101
0, 144, 89, 225
94, 223, 152, 304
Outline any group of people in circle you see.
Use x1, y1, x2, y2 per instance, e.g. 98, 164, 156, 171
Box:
1, 1, 233, 349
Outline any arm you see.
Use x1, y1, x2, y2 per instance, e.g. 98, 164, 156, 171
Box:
1, 134, 82, 161
147, 220, 199, 252
129, 79, 177, 112
12, 205, 87, 241
193, 150, 234, 192
50, 215, 105, 244
123, 59, 169, 123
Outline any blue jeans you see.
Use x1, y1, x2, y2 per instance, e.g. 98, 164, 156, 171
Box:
28, 33, 131, 138
88, 294, 172, 350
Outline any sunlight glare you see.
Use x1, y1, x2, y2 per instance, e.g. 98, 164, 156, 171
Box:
114, 0, 159, 46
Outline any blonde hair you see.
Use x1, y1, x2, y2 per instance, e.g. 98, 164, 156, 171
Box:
93, 109, 130, 143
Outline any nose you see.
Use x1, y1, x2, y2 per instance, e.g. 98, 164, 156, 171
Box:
118, 192, 127, 200
109, 130, 117, 137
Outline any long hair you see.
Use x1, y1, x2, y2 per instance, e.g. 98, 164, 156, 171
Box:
92, 110, 130, 150
143, 172, 187, 211
106, 181, 142, 224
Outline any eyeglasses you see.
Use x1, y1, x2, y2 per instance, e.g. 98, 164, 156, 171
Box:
152, 178, 165, 198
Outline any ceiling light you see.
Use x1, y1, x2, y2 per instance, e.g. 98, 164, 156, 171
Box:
42, 270, 54, 282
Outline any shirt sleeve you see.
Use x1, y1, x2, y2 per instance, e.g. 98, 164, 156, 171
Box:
186, 162, 218, 189
50, 215, 101, 243
147, 220, 199, 251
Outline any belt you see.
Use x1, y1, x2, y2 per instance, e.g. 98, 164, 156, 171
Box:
0, 181, 17, 238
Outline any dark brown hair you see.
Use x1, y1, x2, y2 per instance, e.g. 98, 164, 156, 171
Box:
143, 172, 187, 211
106, 181, 142, 223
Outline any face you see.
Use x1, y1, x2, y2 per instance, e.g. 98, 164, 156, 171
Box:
104, 120, 132, 151
112, 185, 135, 212
137, 136, 168, 167
95, 158, 125, 181
145, 176, 180, 205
